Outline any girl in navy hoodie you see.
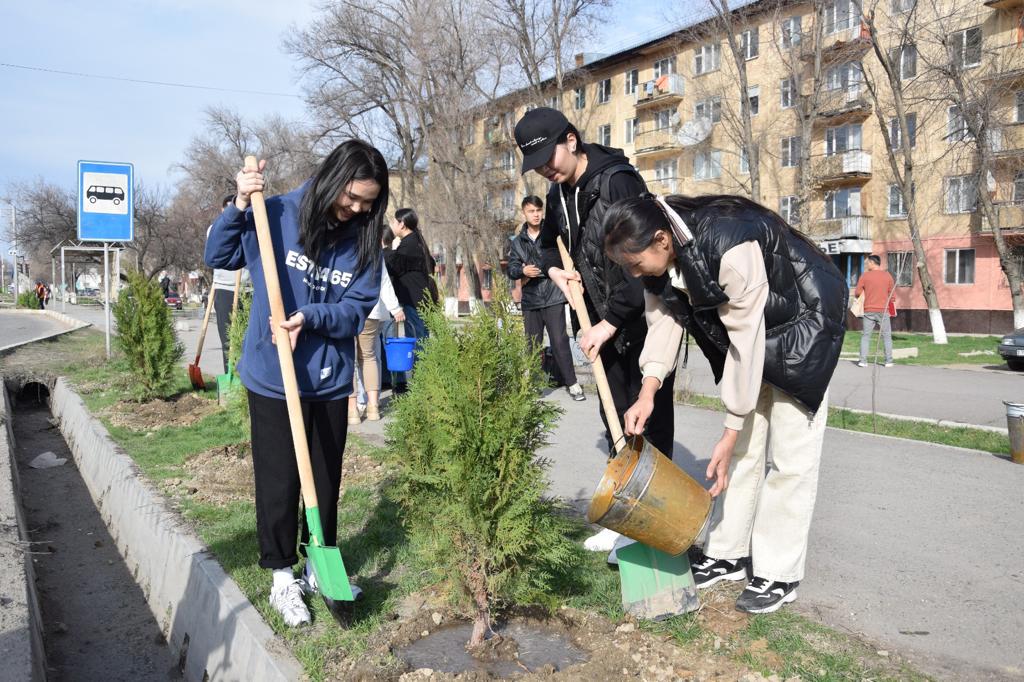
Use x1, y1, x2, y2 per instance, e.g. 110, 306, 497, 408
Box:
205, 140, 388, 627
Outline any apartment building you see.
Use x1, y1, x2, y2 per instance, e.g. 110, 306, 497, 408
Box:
470, 0, 1024, 333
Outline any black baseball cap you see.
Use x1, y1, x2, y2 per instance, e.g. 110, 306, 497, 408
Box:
514, 107, 571, 174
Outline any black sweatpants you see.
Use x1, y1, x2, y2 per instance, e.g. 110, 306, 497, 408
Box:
523, 303, 578, 386
214, 287, 235, 374
599, 340, 676, 460
248, 390, 348, 569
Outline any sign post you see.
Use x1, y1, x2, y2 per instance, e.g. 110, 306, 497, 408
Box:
78, 160, 133, 359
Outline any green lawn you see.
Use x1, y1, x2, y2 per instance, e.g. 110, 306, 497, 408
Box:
842, 331, 1004, 366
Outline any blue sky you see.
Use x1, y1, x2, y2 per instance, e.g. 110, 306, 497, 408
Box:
0, 0, 691, 204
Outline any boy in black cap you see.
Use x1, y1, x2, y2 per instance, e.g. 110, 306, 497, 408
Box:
514, 107, 677, 554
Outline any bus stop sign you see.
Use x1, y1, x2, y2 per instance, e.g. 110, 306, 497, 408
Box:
78, 160, 133, 242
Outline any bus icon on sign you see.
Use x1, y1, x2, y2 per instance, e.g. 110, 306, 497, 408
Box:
86, 185, 125, 205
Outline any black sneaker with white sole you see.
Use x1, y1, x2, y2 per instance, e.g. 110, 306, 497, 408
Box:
734, 576, 798, 613
691, 552, 749, 589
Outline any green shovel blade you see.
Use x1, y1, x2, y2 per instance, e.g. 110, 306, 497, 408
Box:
303, 506, 354, 602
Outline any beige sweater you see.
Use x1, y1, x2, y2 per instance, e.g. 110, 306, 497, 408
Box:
639, 241, 769, 431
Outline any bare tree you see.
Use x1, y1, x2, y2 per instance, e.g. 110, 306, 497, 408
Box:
857, 0, 948, 341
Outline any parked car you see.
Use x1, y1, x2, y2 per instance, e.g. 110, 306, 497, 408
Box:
998, 328, 1024, 370
165, 291, 183, 310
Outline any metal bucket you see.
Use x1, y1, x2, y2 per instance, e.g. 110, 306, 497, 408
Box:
1004, 401, 1024, 464
587, 435, 712, 556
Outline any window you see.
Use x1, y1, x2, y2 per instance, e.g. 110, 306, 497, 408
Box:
1015, 171, 1024, 204
780, 195, 800, 224
944, 248, 975, 284
740, 28, 759, 60
598, 124, 612, 146
598, 78, 612, 104
740, 147, 750, 174
824, 188, 861, 219
825, 61, 862, 91
694, 150, 722, 180
826, 123, 862, 155
747, 85, 760, 116
1016, 91, 1024, 123
694, 43, 721, 75
780, 16, 802, 49
654, 57, 677, 78
780, 77, 796, 108
574, 86, 586, 110
482, 268, 494, 290
887, 251, 914, 287
655, 158, 678, 183
501, 149, 515, 171
625, 68, 639, 95
624, 117, 638, 144
889, 113, 917, 149
653, 108, 674, 129
890, 44, 917, 80
950, 27, 982, 69
695, 97, 722, 123
891, 0, 915, 12
781, 136, 800, 167
888, 184, 908, 217
944, 175, 978, 213
824, 0, 861, 34
947, 105, 972, 142
501, 189, 515, 212
464, 123, 476, 146
546, 94, 560, 111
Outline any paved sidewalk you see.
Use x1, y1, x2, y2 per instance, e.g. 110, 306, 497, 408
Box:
353, 389, 1024, 681
0, 311, 72, 349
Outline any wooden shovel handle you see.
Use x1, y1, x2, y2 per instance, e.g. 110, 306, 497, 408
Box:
246, 155, 319, 510
230, 269, 242, 314
194, 282, 217, 362
555, 237, 625, 451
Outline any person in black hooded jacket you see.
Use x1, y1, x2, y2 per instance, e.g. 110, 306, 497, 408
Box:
514, 107, 676, 555
506, 194, 584, 401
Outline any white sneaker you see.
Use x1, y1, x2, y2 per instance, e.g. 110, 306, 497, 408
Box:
856, 361, 867, 367
884, 362, 894, 367
269, 579, 311, 627
302, 563, 363, 600
606, 535, 638, 565
567, 383, 586, 402
583, 527, 621, 552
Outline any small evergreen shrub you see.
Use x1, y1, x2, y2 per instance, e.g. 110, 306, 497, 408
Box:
225, 290, 251, 428
112, 271, 184, 400
17, 290, 37, 308
387, 289, 580, 647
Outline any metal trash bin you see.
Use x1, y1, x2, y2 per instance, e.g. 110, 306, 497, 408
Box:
1004, 401, 1024, 464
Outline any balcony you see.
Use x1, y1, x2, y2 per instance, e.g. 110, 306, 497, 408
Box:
807, 85, 872, 122
988, 125, 1024, 163
800, 25, 871, 64
646, 176, 682, 196
634, 74, 685, 109
633, 127, 684, 158
815, 215, 872, 240
983, 43, 1024, 84
812, 150, 872, 185
979, 202, 1024, 233
485, 126, 515, 147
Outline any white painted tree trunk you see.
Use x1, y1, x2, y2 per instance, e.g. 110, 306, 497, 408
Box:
928, 308, 948, 345
1014, 308, 1024, 330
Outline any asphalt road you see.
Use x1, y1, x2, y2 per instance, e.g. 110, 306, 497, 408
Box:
0, 310, 74, 349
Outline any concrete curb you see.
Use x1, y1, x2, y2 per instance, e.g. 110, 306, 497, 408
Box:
0, 382, 46, 681
0, 309, 92, 355
49, 377, 303, 682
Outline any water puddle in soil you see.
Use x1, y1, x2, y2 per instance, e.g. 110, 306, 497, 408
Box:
395, 621, 589, 676
11, 392, 181, 680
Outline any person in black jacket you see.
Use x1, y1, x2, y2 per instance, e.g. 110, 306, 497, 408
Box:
507, 195, 585, 402
514, 107, 677, 555
384, 207, 436, 392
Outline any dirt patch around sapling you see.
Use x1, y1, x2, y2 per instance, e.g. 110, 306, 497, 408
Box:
178, 441, 254, 505
102, 392, 220, 431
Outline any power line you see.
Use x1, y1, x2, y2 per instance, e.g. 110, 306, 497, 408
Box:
0, 61, 302, 99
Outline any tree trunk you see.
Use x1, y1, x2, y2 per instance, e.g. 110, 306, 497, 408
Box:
467, 558, 490, 647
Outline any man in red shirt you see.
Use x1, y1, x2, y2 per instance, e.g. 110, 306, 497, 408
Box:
855, 255, 896, 367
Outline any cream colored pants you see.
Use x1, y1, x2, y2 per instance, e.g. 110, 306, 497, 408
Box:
703, 383, 829, 583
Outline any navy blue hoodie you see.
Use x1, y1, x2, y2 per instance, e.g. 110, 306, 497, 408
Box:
204, 182, 381, 401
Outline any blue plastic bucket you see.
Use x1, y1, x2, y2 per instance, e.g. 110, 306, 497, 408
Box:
384, 337, 416, 372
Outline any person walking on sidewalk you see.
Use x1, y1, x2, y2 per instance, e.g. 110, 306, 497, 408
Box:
855, 255, 895, 368
506, 195, 585, 402
205, 140, 389, 628
348, 253, 403, 425
606, 193, 847, 614
208, 193, 251, 374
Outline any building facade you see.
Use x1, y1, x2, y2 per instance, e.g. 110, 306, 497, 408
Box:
468, 0, 1024, 333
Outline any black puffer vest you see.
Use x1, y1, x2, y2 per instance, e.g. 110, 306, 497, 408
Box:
643, 196, 848, 413
546, 159, 648, 348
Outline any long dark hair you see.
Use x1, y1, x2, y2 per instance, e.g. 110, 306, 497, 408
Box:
298, 139, 390, 272
395, 208, 434, 271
